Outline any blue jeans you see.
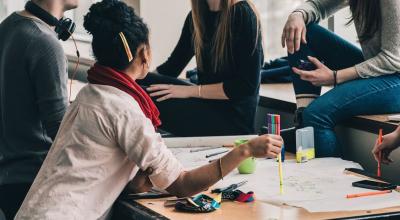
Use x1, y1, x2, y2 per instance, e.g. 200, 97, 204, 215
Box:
288, 24, 400, 157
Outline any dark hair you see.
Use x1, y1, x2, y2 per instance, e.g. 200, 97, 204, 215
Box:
84, 0, 149, 70
348, 0, 381, 43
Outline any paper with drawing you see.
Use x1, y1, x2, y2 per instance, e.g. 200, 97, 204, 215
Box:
169, 146, 400, 213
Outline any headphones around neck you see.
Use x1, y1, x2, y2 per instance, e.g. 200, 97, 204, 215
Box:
25, 1, 76, 41
25, 1, 80, 103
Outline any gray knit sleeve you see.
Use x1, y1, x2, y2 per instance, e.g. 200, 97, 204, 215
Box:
355, 0, 400, 78
296, 0, 348, 24
26, 34, 68, 140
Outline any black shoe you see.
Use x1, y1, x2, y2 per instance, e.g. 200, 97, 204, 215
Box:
294, 107, 306, 128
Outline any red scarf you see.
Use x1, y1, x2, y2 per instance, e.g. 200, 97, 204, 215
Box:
87, 63, 161, 129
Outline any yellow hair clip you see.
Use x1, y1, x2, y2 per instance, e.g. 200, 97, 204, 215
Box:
119, 32, 133, 62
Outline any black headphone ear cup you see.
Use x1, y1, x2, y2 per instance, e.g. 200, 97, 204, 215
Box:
25, 2, 76, 41
56, 18, 76, 41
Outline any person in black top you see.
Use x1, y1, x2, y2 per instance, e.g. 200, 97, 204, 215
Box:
139, 0, 263, 136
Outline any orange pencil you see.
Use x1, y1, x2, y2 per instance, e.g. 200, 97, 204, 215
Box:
346, 190, 392, 199
377, 129, 383, 177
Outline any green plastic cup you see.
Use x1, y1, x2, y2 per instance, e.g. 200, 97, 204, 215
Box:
234, 139, 256, 174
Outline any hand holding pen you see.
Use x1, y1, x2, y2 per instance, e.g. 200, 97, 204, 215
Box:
372, 127, 400, 165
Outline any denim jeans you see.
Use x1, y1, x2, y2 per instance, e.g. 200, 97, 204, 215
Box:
288, 24, 400, 157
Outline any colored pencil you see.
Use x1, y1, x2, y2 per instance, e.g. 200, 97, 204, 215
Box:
268, 114, 284, 195
377, 129, 383, 177
346, 190, 392, 199
205, 150, 229, 158
276, 115, 284, 194
280, 127, 296, 133
278, 153, 284, 194
190, 146, 223, 153
276, 115, 285, 162
222, 144, 235, 148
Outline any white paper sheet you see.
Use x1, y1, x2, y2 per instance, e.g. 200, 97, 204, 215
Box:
168, 143, 400, 213
171, 146, 230, 168
212, 159, 400, 213
164, 135, 257, 148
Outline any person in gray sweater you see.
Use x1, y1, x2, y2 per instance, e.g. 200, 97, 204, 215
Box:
281, 0, 400, 157
0, 0, 78, 219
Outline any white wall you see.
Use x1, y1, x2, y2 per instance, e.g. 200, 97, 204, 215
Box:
0, 0, 25, 22
334, 8, 359, 46
5, 0, 25, 14
140, 0, 195, 71
254, 0, 304, 60
63, 0, 195, 74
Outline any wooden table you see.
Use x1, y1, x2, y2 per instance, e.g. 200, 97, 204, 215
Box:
116, 153, 400, 220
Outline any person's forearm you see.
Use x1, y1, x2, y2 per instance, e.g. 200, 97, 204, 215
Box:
337, 67, 359, 84
394, 126, 400, 147
166, 144, 250, 198
123, 169, 154, 194
395, 125, 400, 136
189, 83, 229, 100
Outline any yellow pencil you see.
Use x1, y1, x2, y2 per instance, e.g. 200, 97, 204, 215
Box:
278, 153, 284, 194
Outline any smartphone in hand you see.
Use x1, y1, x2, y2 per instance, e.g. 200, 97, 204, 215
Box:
297, 59, 318, 71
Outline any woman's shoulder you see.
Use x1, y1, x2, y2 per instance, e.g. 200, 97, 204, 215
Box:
233, 1, 257, 16
75, 84, 145, 119
184, 11, 194, 27
231, 1, 258, 25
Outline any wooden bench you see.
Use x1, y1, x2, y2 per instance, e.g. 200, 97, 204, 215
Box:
259, 83, 399, 133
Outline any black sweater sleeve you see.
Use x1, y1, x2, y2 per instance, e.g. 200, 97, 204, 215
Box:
156, 13, 195, 77
223, 5, 263, 99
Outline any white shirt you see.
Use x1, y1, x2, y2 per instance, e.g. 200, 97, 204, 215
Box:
15, 84, 184, 220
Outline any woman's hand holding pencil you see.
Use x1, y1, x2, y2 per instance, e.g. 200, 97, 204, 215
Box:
245, 134, 284, 158
372, 126, 400, 165
209, 135, 284, 163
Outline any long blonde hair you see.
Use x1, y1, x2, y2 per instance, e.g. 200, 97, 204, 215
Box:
191, 0, 261, 73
